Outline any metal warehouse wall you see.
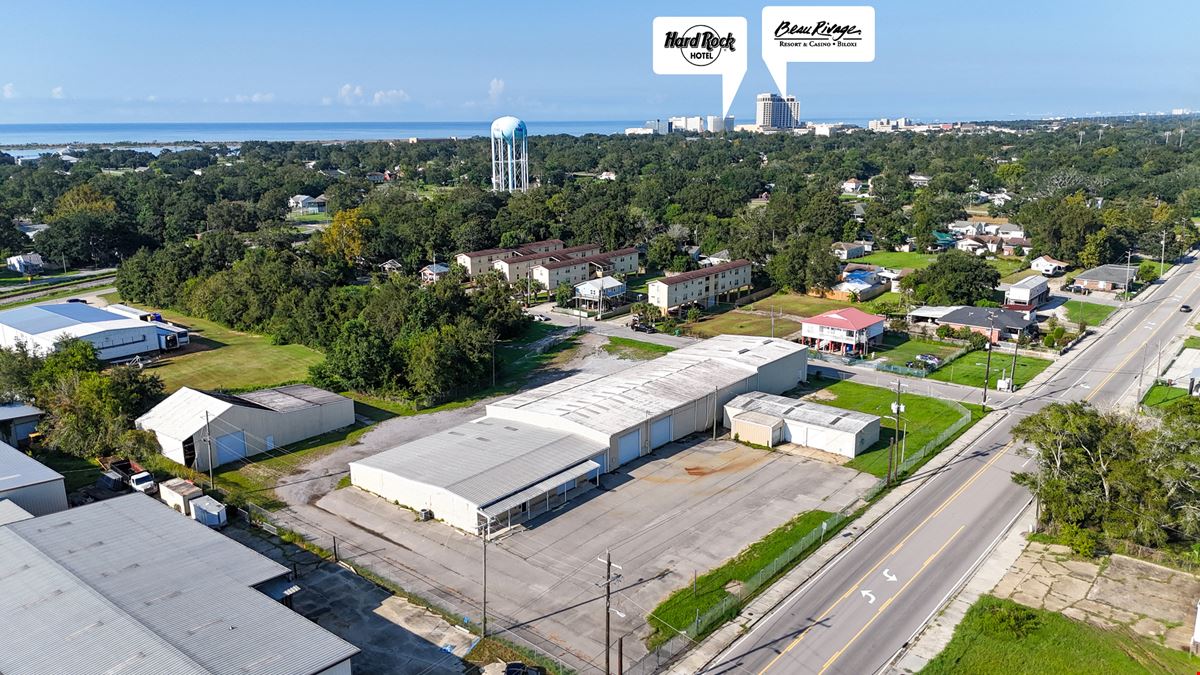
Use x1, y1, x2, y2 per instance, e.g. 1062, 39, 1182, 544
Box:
0, 479, 68, 516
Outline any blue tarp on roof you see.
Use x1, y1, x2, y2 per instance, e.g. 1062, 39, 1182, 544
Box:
0, 303, 124, 335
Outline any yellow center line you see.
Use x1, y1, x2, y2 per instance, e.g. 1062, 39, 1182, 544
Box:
755, 442, 1012, 675
817, 525, 966, 675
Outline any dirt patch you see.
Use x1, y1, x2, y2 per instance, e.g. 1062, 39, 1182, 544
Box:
804, 389, 838, 402
993, 541, 1200, 650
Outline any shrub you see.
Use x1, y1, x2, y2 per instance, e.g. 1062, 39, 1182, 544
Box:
955, 326, 975, 340
967, 332, 990, 350
1058, 523, 1100, 558
1042, 335, 1056, 348
978, 600, 1043, 639
936, 324, 954, 338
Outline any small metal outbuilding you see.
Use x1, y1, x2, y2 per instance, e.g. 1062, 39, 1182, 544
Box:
159, 477, 204, 516
724, 392, 881, 457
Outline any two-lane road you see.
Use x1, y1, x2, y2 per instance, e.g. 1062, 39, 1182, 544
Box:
702, 254, 1200, 675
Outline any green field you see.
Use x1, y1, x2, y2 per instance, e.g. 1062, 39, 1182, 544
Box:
687, 311, 802, 338
285, 211, 332, 223
1000, 267, 1042, 284
99, 296, 325, 392
921, 595, 1199, 675
1142, 383, 1190, 408
603, 336, 675, 360
1183, 335, 1200, 350
1064, 299, 1116, 326
795, 379, 982, 478
32, 450, 104, 492
928, 351, 1053, 391
872, 334, 961, 368
858, 291, 906, 313
986, 256, 1027, 279
646, 510, 834, 649
747, 291, 851, 317
624, 271, 664, 294
859, 251, 939, 269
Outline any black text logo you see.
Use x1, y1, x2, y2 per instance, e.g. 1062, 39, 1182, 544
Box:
664, 25, 737, 66
773, 20, 863, 47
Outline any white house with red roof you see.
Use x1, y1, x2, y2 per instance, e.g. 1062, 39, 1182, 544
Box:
799, 307, 886, 356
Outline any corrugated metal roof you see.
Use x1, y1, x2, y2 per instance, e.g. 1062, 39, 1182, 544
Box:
0, 401, 42, 421
481, 459, 600, 517
0, 441, 63, 492
237, 384, 348, 412
352, 418, 606, 509
0, 498, 31, 525
732, 410, 783, 428
489, 336, 805, 437
135, 387, 234, 441
727, 392, 879, 433
0, 494, 358, 675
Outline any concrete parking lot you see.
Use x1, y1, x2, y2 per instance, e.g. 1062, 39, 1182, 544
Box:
280, 436, 876, 672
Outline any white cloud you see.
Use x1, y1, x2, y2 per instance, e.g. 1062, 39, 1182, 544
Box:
336, 83, 364, 105
233, 92, 275, 104
50, 86, 64, 99
372, 88, 410, 105
488, 78, 505, 104
2, 83, 15, 99
146, 94, 158, 102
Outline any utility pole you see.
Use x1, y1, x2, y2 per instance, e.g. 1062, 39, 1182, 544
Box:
1009, 329, 1020, 392
1161, 229, 1168, 278
617, 636, 624, 675
605, 550, 612, 675
712, 385, 719, 440
981, 313, 996, 409
889, 379, 902, 483
1123, 250, 1133, 306
490, 336, 496, 388
203, 410, 215, 487
481, 514, 490, 637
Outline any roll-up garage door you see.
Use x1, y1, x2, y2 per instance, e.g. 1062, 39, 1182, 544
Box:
650, 416, 672, 449
214, 431, 247, 466
617, 429, 641, 466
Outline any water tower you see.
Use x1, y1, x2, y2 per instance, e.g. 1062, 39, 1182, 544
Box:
490, 116, 529, 193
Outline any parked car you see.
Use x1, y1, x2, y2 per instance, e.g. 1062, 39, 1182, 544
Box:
1182, 304, 1193, 313
66, 297, 88, 304
533, 314, 551, 322
916, 354, 942, 367
504, 664, 527, 675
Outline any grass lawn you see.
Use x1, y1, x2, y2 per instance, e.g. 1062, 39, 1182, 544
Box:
646, 510, 834, 649
928, 351, 1053, 391
603, 336, 675, 360
687, 311, 802, 338
285, 212, 332, 223
858, 291, 906, 313
32, 450, 104, 492
859, 251, 939, 269
791, 379, 982, 478
1183, 335, 1200, 350
624, 271, 664, 295
1064, 299, 1116, 326
143, 309, 324, 392
921, 595, 1199, 675
1000, 267, 1041, 284
1142, 383, 1190, 409
986, 257, 1027, 279
872, 334, 960, 367
746, 291, 850, 317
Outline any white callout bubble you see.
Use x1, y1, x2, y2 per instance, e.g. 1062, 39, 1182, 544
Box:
653, 16, 748, 118
762, 6, 875, 97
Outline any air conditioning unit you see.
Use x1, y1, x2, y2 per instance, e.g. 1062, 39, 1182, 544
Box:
418, 509, 433, 522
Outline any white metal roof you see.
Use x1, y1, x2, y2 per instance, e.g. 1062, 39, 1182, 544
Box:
0, 498, 31, 525
488, 336, 805, 438
135, 387, 235, 442
0, 494, 358, 675
907, 305, 964, 320
480, 459, 601, 518
726, 392, 879, 433
0, 441, 63, 493
352, 418, 606, 509
1010, 274, 1048, 290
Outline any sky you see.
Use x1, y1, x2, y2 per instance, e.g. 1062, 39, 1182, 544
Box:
0, 0, 1197, 125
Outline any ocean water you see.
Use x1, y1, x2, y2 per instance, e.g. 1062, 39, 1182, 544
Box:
0, 121, 642, 148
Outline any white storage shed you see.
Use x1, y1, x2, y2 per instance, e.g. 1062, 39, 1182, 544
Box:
724, 391, 881, 457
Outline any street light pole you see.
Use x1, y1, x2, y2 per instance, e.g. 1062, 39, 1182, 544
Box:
1009, 328, 1021, 393
1123, 250, 1133, 306
981, 313, 996, 408
1161, 229, 1168, 278
480, 513, 490, 637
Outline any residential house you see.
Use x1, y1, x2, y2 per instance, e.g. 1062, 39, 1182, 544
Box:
647, 259, 752, 314
6, 253, 43, 275
799, 308, 886, 356
984, 223, 1025, 239
908, 173, 931, 188
948, 220, 984, 237
420, 263, 450, 285
1075, 264, 1138, 292
842, 178, 863, 194
699, 249, 733, 267
832, 242, 866, 261
366, 171, 386, 184
931, 231, 958, 250
1031, 255, 1069, 276
598, 171, 617, 181
1003, 275, 1050, 309
852, 202, 866, 223
574, 276, 627, 310
907, 305, 1036, 343
1002, 237, 1031, 256
956, 237, 988, 256
379, 259, 404, 275
288, 194, 314, 211
878, 268, 913, 291
311, 194, 328, 213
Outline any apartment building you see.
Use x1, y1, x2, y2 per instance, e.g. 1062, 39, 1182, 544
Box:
533, 248, 639, 291
491, 243, 602, 282
454, 238, 565, 277
647, 259, 752, 314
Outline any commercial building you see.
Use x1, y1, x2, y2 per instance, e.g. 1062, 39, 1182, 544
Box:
137, 385, 355, 472
532, 247, 638, 291
647, 259, 752, 314
907, 306, 1036, 343
1004, 275, 1051, 309
756, 93, 801, 129
1075, 264, 1138, 292
455, 238, 565, 277
352, 336, 808, 533
799, 308, 886, 356
706, 115, 735, 133
0, 441, 67, 516
0, 494, 358, 675
724, 392, 880, 457
491, 243, 601, 282
0, 302, 189, 360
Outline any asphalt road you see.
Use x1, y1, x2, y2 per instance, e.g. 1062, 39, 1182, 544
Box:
701, 253, 1200, 675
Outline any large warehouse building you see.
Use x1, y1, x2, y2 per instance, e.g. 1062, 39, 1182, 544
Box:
351, 336, 808, 532
723, 391, 880, 457
0, 302, 189, 360
0, 441, 67, 516
0, 495, 359, 675
137, 385, 355, 471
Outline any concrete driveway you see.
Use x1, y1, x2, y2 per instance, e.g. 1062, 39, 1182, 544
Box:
277, 437, 877, 672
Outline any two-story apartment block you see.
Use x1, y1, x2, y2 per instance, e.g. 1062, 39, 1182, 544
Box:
647, 259, 752, 314
533, 248, 639, 291
455, 238, 565, 277
492, 243, 602, 282
799, 308, 886, 355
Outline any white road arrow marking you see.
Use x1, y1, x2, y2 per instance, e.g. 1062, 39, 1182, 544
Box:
883, 569, 897, 582
860, 590, 876, 604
